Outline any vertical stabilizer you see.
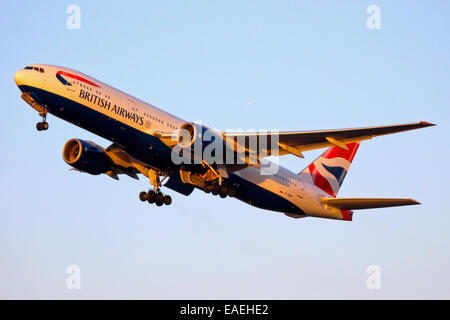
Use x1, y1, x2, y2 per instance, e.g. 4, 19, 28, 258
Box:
298, 142, 359, 197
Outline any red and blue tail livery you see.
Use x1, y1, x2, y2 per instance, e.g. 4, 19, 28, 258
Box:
299, 143, 359, 197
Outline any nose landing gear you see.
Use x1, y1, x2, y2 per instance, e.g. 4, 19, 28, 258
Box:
36, 121, 49, 131
20, 92, 49, 131
36, 109, 49, 131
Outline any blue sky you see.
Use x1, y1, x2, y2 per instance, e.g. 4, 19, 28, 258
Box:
0, 1, 449, 299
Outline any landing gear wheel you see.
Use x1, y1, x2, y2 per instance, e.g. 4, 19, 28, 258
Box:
36, 121, 48, 131
211, 183, 220, 196
203, 184, 212, 193
155, 192, 164, 206
155, 192, 164, 205
219, 185, 228, 198
147, 190, 156, 204
139, 191, 148, 202
227, 187, 237, 197
163, 195, 172, 205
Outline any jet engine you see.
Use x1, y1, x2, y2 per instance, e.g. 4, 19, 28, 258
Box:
62, 139, 112, 175
176, 122, 202, 149
176, 122, 225, 164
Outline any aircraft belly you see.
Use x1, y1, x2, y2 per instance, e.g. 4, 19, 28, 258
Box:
227, 173, 305, 215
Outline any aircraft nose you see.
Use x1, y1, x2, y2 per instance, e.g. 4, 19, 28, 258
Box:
14, 70, 25, 86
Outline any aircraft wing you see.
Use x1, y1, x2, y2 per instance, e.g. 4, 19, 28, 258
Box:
321, 197, 420, 210
223, 121, 435, 159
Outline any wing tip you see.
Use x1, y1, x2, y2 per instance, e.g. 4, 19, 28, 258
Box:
419, 121, 436, 127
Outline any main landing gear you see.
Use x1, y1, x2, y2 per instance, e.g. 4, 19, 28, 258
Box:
138, 169, 172, 206
139, 190, 172, 206
203, 181, 236, 199
36, 109, 49, 131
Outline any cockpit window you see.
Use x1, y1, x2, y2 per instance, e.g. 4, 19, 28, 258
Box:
23, 66, 44, 73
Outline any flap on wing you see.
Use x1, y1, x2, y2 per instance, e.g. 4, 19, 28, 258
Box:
150, 131, 178, 147
321, 197, 420, 210
223, 121, 435, 158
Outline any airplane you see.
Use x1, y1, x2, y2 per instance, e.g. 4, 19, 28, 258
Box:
14, 64, 435, 221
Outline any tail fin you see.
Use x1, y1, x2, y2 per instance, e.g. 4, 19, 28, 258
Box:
298, 142, 360, 197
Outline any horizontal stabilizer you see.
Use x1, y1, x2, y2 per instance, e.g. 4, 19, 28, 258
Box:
321, 197, 420, 210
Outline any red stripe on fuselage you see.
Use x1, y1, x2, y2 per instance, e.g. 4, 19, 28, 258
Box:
56, 71, 100, 88
309, 163, 336, 197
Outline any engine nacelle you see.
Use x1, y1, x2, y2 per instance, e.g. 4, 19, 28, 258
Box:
62, 139, 112, 175
177, 122, 201, 149
176, 122, 225, 164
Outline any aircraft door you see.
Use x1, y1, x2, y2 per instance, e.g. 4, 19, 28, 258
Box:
297, 181, 305, 200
